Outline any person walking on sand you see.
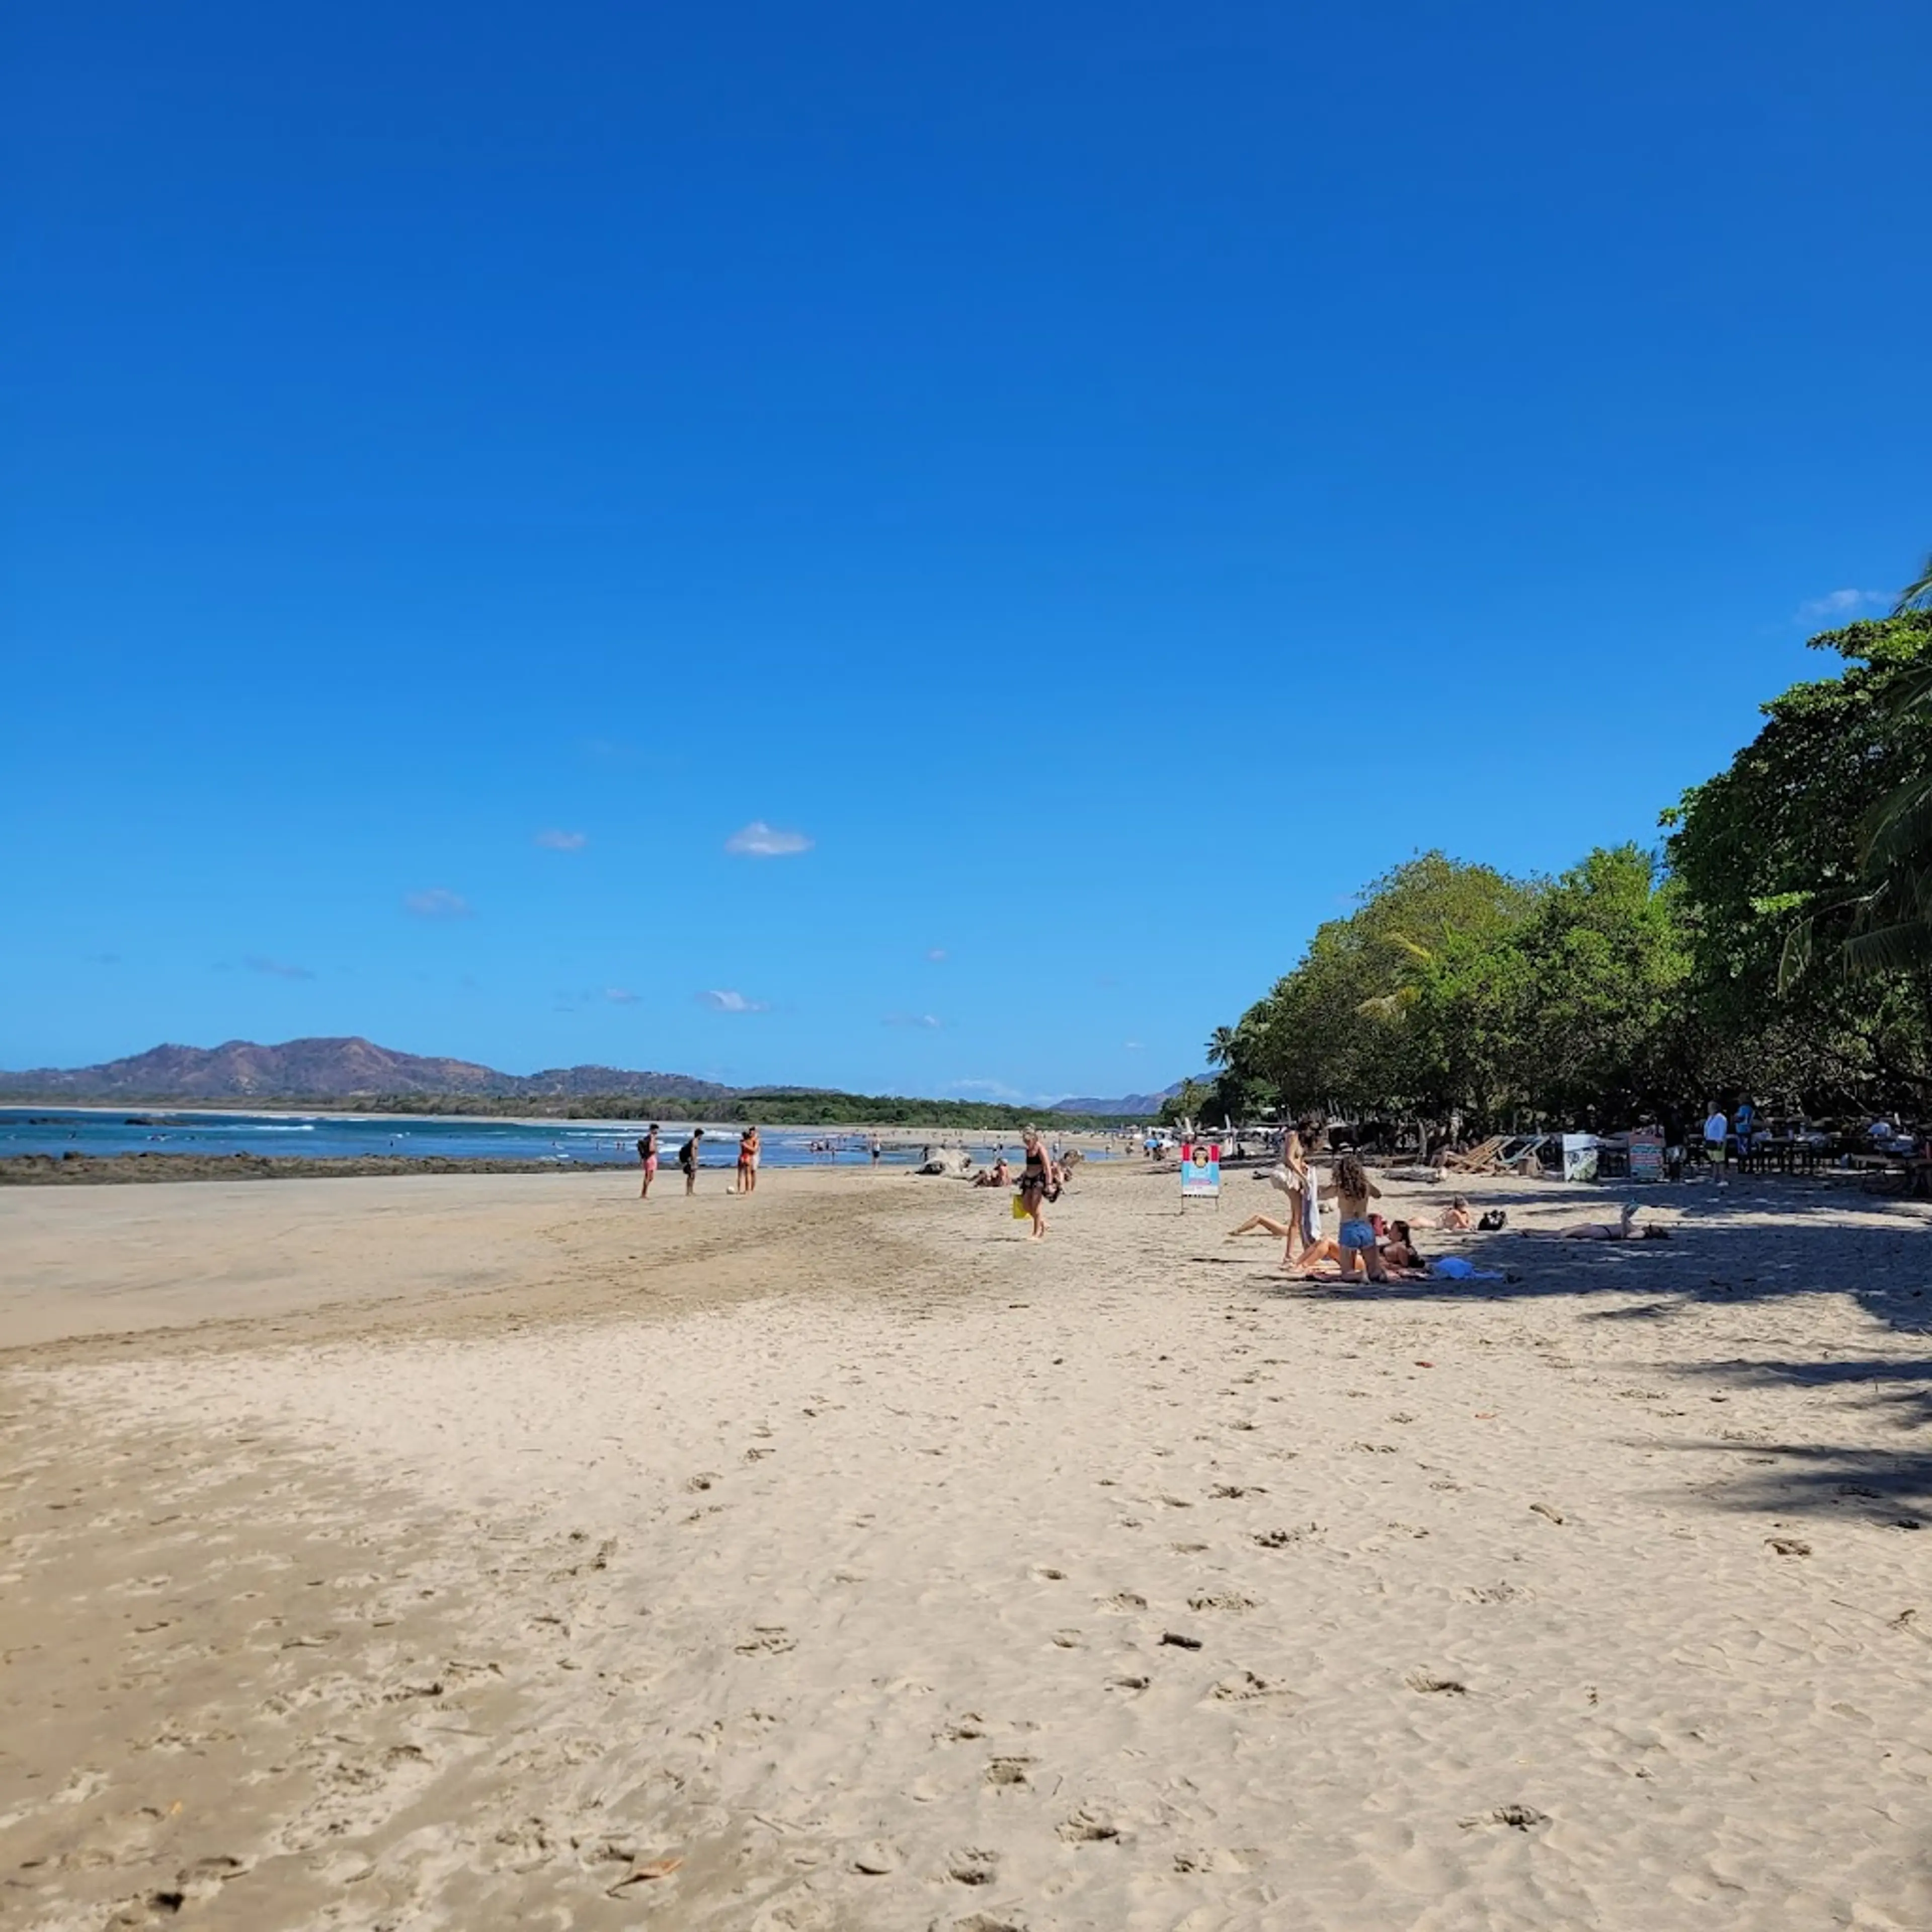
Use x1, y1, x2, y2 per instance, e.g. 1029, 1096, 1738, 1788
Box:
869, 1134, 882, 1168
1017, 1124, 1055, 1240
637, 1124, 661, 1199
678, 1127, 704, 1196
736, 1124, 760, 1193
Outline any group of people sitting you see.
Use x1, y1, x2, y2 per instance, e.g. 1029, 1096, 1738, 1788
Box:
1228, 1133, 1671, 1283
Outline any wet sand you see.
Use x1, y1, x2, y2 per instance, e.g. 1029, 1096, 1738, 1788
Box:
5, 1163, 1931, 1929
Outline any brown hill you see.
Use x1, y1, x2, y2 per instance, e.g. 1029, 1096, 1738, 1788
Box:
0, 1037, 733, 1102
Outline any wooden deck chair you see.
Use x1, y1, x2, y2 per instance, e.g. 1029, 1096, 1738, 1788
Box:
1440, 1135, 1507, 1172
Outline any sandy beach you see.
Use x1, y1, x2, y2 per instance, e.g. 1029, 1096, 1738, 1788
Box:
6, 1161, 1932, 1929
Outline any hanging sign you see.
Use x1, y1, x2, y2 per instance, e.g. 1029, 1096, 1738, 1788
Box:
1181, 1140, 1222, 1198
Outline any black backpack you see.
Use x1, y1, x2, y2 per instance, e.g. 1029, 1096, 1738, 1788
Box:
1477, 1208, 1507, 1231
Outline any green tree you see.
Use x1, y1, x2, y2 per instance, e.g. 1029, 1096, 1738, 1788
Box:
1665, 609, 1932, 1105
1242, 852, 1537, 1118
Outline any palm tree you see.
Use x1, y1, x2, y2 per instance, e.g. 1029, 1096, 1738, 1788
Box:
1783, 573, 1932, 983
1204, 1025, 1240, 1071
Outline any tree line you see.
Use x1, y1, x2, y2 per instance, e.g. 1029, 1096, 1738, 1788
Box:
1189, 588, 1932, 1134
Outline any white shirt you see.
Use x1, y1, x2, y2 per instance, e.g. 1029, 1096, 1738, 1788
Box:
1704, 1112, 1728, 1143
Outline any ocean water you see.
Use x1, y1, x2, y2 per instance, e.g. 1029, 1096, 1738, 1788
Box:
0, 1108, 1102, 1170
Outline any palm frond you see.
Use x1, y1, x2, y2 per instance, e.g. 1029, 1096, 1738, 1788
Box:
1776, 915, 1816, 993
1896, 550, 1932, 615
1844, 917, 1932, 976
1862, 780, 1932, 870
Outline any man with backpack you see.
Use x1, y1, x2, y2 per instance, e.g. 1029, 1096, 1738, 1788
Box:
678, 1128, 704, 1196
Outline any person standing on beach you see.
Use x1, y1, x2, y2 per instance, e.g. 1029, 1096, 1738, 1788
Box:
1277, 1129, 1320, 1264
737, 1124, 760, 1193
1703, 1102, 1729, 1187
637, 1124, 660, 1199
679, 1127, 704, 1195
869, 1134, 881, 1168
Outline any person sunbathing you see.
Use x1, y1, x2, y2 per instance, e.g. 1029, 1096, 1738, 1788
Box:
972, 1157, 1013, 1188
1545, 1202, 1670, 1241
1437, 1193, 1473, 1231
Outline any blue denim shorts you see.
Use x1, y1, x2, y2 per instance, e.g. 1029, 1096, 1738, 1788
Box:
1339, 1218, 1376, 1251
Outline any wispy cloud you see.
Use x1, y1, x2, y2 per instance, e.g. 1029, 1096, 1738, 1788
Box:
950, 1077, 1027, 1102
605, 987, 640, 1005
1124, 1039, 1144, 1050
405, 888, 472, 920
534, 829, 588, 851
725, 821, 813, 858
698, 989, 770, 1013
246, 955, 315, 981
926, 947, 948, 962
884, 1012, 943, 1029
1797, 588, 1889, 623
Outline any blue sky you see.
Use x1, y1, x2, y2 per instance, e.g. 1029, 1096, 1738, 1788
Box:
5, 1, 1928, 1100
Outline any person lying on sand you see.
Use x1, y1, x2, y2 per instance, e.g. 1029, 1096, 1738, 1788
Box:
1542, 1202, 1671, 1241
972, 1158, 1013, 1188
1226, 1211, 1301, 1270
1437, 1193, 1472, 1231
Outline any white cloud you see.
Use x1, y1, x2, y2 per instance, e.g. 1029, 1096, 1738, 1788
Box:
535, 829, 588, 851
246, 955, 315, 981
405, 888, 472, 920
950, 1077, 1027, 1102
698, 989, 770, 1013
604, 987, 639, 1005
1796, 588, 1888, 622
725, 821, 813, 858
926, 947, 948, 962
1124, 1039, 1144, 1051
884, 1012, 943, 1029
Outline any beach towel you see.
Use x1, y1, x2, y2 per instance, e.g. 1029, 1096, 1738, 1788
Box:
1429, 1256, 1506, 1283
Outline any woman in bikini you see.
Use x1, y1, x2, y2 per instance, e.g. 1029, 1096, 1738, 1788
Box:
638, 1124, 660, 1199
1017, 1126, 1054, 1239
1330, 1153, 1387, 1281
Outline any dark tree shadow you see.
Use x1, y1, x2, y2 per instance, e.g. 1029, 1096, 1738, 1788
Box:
1214, 1171, 1932, 1519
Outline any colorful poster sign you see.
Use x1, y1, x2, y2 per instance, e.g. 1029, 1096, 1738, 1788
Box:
1181, 1140, 1222, 1198
1629, 1131, 1663, 1182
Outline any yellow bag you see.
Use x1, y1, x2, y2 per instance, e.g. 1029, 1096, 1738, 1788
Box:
1011, 1193, 1030, 1220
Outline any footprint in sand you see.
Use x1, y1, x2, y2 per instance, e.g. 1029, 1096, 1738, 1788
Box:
1210, 1670, 1288, 1702
1058, 1809, 1122, 1843
984, 1756, 1033, 1787
734, 1626, 798, 1655
1461, 1804, 1548, 1831
1188, 1591, 1259, 1614
1101, 1591, 1147, 1613
1405, 1671, 1468, 1695
947, 1848, 999, 1885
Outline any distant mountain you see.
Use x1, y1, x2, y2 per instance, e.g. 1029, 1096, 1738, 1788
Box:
1048, 1080, 1189, 1117
0, 1036, 734, 1103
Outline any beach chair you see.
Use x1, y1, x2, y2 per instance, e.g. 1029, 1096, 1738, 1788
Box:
1496, 1134, 1551, 1174
1440, 1136, 1508, 1173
